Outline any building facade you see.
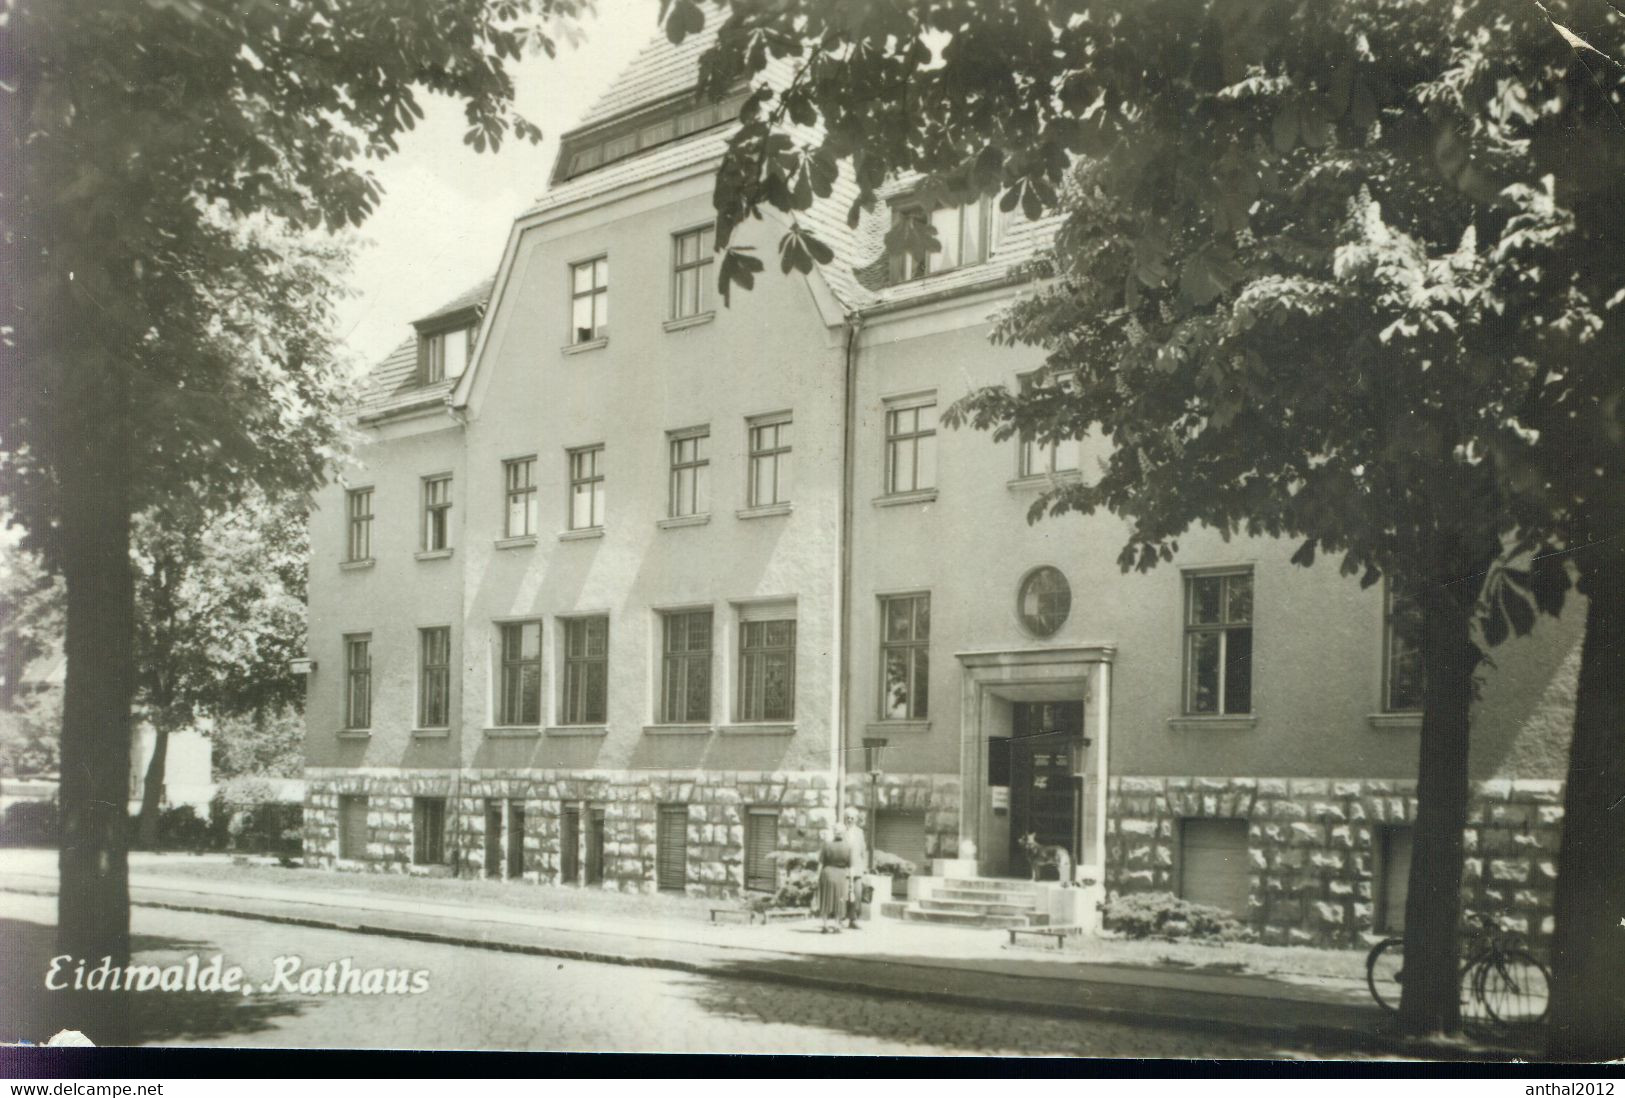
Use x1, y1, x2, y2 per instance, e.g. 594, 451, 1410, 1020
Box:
303, 26, 1579, 947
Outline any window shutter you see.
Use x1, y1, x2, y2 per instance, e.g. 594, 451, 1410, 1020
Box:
657, 805, 688, 891
416, 334, 430, 385
745, 809, 778, 891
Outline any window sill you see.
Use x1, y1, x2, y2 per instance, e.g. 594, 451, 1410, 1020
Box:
415, 548, 453, 562
657, 514, 711, 531
558, 527, 605, 542
736, 502, 792, 520
411, 728, 451, 739
663, 312, 715, 333
873, 488, 938, 508
1166, 715, 1257, 733
339, 558, 376, 572
718, 722, 796, 736
483, 726, 542, 738
1367, 712, 1423, 731
495, 535, 538, 550
1007, 471, 1082, 493
864, 720, 931, 735
563, 337, 608, 355
642, 723, 715, 736
546, 725, 608, 738
336, 730, 372, 740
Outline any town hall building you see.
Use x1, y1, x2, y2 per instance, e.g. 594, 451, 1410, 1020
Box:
301, 24, 1580, 948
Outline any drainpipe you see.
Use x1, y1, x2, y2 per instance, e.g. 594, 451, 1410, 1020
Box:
834, 312, 864, 824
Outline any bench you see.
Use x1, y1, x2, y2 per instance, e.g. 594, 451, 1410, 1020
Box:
1007, 926, 1073, 949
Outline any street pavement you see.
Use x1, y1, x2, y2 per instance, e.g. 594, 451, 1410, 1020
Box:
0, 891, 1365, 1057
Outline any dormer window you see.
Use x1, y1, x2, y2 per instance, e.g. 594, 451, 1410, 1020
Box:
555, 92, 748, 183
421, 325, 474, 385
891, 196, 993, 283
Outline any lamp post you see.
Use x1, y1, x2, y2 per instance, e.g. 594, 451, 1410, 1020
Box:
862, 737, 888, 869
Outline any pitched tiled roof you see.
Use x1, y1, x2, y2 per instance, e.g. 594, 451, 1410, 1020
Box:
533, 21, 1059, 316
356, 278, 493, 421
574, 16, 723, 130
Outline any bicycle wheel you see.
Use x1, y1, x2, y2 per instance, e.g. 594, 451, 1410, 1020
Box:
1478, 948, 1551, 1026
1366, 937, 1405, 1014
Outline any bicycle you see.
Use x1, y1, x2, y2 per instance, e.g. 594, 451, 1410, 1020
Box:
1366, 911, 1551, 1030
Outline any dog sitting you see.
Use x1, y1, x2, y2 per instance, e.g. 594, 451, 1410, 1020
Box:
1019, 832, 1073, 887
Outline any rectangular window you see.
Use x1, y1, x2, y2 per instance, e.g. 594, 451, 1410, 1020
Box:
570, 257, 609, 344
1020, 436, 1082, 478
561, 616, 609, 725
884, 398, 938, 494
668, 429, 710, 518
422, 475, 452, 551
412, 796, 446, 865
568, 446, 605, 530
747, 414, 792, 507
345, 488, 373, 562
894, 198, 991, 282
738, 605, 796, 722
1184, 571, 1254, 715
418, 627, 451, 728
504, 457, 538, 538
343, 634, 371, 730
879, 593, 930, 720
497, 621, 542, 727
657, 804, 688, 892
660, 610, 713, 724
425, 326, 473, 383
672, 226, 715, 319
744, 807, 779, 892
338, 794, 368, 860
1384, 582, 1424, 712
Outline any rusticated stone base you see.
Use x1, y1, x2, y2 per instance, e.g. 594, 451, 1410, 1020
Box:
842, 772, 963, 861
1107, 775, 1564, 948
304, 767, 834, 898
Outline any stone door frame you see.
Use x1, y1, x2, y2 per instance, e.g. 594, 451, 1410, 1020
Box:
954, 645, 1115, 879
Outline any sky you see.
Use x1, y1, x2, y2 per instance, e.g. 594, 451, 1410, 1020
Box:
334, 0, 662, 367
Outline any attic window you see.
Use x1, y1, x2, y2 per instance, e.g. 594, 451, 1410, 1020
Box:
422, 326, 474, 385
559, 93, 748, 181
890, 197, 996, 283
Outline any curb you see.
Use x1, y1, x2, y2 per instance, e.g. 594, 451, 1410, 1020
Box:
0, 883, 1522, 1061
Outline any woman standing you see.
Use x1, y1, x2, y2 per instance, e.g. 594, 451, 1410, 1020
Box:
814, 824, 853, 933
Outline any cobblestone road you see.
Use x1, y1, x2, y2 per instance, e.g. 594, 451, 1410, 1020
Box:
0, 892, 1352, 1058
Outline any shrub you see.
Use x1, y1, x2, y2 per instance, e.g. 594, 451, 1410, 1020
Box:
154, 804, 212, 851
1102, 891, 1255, 942
871, 849, 916, 877
0, 799, 57, 846
768, 849, 819, 908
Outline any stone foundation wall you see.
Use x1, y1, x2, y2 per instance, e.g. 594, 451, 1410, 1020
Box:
842, 772, 963, 863
304, 767, 834, 898
1106, 776, 1564, 948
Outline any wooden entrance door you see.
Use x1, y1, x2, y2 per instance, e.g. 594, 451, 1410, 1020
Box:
585, 807, 606, 885
1008, 701, 1083, 879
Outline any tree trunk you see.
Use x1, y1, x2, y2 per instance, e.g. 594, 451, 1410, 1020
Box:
54, 394, 135, 1045
1397, 585, 1480, 1035
1545, 551, 1625, 1062
136, 722, 170, 851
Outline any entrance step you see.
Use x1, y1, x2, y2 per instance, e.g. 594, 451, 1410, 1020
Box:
915, 897, 1037, 917
889, 875, 1053, 930
898, 907, 1048, 929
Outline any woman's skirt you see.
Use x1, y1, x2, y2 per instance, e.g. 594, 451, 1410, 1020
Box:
815, 865, 848, 919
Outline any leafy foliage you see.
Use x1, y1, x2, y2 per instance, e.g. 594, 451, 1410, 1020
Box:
1103, 891, 1255, 943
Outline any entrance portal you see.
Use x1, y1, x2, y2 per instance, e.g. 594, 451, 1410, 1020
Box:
1007, 701, 1083, 880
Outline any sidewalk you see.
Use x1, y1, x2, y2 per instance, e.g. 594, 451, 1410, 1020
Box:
0, 850, 1516, 1060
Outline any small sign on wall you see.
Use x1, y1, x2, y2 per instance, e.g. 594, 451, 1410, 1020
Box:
990, 786, 1010, 812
